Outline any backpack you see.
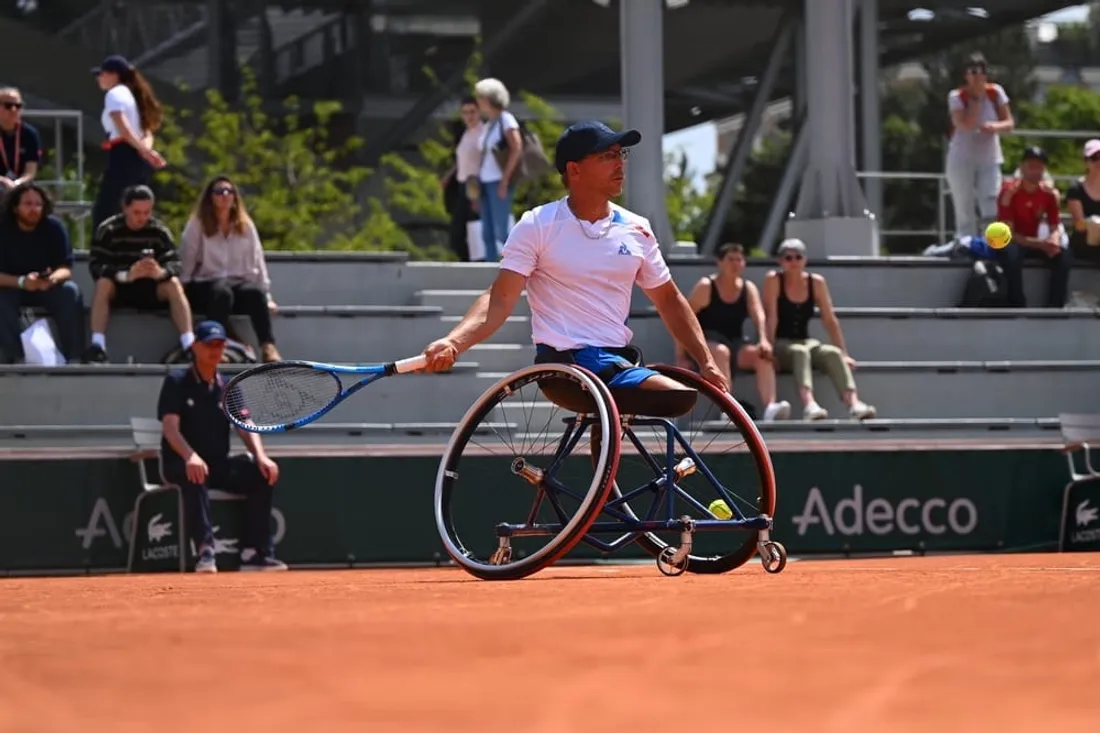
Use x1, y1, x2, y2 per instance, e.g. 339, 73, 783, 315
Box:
947, 84, 1002, 139
958, 259, 1008, 308
491, 118, 553, 186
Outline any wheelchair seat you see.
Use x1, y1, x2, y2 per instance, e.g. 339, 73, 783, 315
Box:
537, 375, 697, 418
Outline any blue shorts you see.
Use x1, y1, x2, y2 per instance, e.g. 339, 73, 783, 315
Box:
535, 344, 661, 388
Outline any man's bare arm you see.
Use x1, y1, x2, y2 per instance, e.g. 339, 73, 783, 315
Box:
644, 279, 714, 369
446, 269, 526, 353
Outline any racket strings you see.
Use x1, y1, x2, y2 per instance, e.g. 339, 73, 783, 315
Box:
224, 366, 341, 427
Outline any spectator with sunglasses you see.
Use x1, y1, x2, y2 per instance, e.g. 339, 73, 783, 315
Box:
996, 146, 1070, 308
762, 239, 876, 421
180, 177, 281, 362
945, 53, 1015, 240
0, 87, 41, 192
1065, 139, 1100, 265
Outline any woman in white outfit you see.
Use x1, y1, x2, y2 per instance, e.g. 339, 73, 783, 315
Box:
440, 96, 484, 261
91, 54, 167, 229
473, 78, 522, 262
944, 52, 1015, 240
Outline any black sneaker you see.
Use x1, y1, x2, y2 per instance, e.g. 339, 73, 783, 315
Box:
82, 345, 109, 364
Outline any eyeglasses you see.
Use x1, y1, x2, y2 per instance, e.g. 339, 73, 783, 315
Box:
782, 253, 804, 262
1, 102, 23, 111
965, 66, 987, 75
1087, 155, 1100, 163
212, 187, 235, 196
594, 149, 630, 163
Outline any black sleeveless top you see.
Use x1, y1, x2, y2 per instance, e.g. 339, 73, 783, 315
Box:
695, 278, 748, 342
775, 273, 815, 341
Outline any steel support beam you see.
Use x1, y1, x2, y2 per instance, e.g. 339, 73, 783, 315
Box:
760, 115, 808, 254
699, 16, 793, 257
860, 0, 883, 220
362, 0, 550, 164
620, 0, 674, 253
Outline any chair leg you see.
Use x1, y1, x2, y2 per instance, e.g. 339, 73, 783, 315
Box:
1059, 480, 1076, 552
174, 488, 186, 573
127, 492, 147, 573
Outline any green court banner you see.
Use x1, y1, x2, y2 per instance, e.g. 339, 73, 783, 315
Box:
0, 448, 1069, 574
1060, 477, 1100, 552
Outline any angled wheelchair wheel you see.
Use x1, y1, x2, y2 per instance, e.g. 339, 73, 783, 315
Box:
609, 364, 777, 574
434, 364, 622, 580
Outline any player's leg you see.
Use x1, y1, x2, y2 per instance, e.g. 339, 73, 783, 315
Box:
215, 454, 287, 571
160, 460, 217, 572
736, 344, 789, 421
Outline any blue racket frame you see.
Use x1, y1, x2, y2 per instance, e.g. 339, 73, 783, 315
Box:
223, 356, 426, 434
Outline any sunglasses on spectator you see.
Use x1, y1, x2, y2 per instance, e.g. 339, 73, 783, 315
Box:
1088, 155, 1100, 163
966, 66, 987, 75
783, 253, 804, 262
212, 187, 235, 196
1, 101, 23, 110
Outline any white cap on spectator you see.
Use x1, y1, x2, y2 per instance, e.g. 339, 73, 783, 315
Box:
777, 238, 807, 256
1084, 139, 1100, 158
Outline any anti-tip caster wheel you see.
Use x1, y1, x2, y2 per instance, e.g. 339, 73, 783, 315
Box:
759, 540, 787, 574
656, 546, 689, 577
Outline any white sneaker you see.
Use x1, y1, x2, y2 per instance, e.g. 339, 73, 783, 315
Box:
803, 403, 829, 421
849, 401, 877, 420
762, 400, 791, 422
194, 547, 217, 573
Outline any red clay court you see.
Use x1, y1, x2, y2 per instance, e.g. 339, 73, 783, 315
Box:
1, 553, 1097, 733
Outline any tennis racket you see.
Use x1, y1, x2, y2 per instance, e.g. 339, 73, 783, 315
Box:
222, 355, 429, 433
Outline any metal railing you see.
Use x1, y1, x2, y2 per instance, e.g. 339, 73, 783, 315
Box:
858, 128, 1100, 246
22, 108, 90, 248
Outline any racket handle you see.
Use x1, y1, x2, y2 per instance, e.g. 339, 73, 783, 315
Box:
392, 354, 429, 374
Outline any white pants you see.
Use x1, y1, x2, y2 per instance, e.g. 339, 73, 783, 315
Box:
945, 158, 1002, 239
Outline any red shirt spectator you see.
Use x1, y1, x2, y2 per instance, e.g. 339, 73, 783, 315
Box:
997, 178, 1060, 239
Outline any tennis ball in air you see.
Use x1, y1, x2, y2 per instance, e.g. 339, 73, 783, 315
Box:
985, 221, 1012, 250
708, 499, 733, 520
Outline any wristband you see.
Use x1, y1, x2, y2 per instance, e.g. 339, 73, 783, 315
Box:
116, 271, 129, 283
17, 275, 25, 289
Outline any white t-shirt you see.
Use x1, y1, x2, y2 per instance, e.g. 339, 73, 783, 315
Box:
101, 84, 144, 140
478, 111, 519, 182
947, 84, 1009, 165
456, 124, 484, 183
499, 198, 672, 350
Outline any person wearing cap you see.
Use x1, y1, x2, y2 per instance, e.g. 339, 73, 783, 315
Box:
419, 120, 727, 399
157, 320, 286, 573
1065, 139, 1100, 264
763, 239, 877, 421
945, 52, 1015, 240
91, 54, 168, 229
473, 78, 522, 261
85, 184, 194, 363
995, 146, 1070, 308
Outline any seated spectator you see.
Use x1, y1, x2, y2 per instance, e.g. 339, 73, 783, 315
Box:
157, 320, 286, 573
996, 146, 1071, 308
762, 239, 876, 421
180, 176, 281, 362
0, 182, 84, 363
944, 52, 1014, 240
677, 242, 790, 422
1064, 139, 1100, 265
85, 185, 194, 363
0, 87, 41, 193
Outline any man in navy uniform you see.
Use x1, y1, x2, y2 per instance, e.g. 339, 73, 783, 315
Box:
157, 320, 287, 572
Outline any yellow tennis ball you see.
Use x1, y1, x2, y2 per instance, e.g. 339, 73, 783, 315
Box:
985, 221, 1012, 250
708, 499, 732, 520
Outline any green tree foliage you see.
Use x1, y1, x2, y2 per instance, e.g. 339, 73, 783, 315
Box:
153, 70, 431, 255
1004, 85, 1100, 181
664, 151, 716, 242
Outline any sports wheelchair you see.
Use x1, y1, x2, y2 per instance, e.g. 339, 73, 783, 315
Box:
433, 355, 786, 581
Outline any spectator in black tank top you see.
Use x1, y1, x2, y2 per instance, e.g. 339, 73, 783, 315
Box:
678, 243, 790, 421
763, 239, 876, 421
1065, 139, 1100, 266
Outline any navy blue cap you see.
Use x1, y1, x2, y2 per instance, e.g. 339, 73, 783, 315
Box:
91, 55, 132, 75
555, 121, 641, 174
195, 320, 227, 344
1021, 145, 1048, 164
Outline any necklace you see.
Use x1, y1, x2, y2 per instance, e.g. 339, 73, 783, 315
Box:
566, 198, 613, 240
